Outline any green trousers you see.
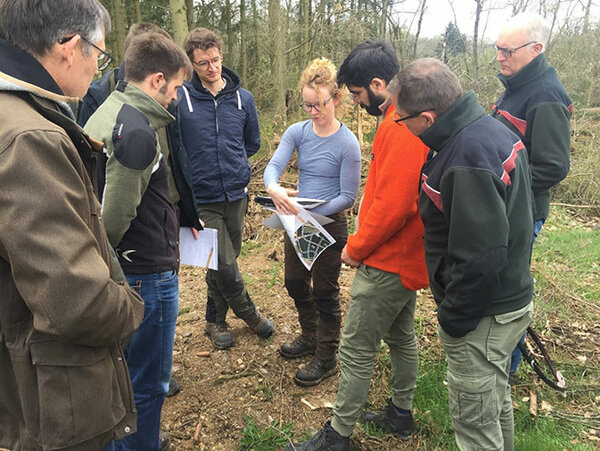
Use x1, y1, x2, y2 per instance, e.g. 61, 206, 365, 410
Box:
331, 264, 418, 437
199, 197, 255, 323
439, 302, 533, 451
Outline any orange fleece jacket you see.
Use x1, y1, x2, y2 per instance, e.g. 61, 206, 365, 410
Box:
346, 105, 429, 290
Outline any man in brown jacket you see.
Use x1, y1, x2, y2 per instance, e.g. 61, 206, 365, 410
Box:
0, 1, 144, 450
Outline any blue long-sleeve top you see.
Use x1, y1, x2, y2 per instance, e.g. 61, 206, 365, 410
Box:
264, 120, 361, 216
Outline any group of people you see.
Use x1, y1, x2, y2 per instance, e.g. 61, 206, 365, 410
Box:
0, 1, 571, 451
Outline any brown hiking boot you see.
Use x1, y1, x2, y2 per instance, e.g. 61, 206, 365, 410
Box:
243, 310, 274, 338
205, 321, 234, 349
294, 356, 337, 386
280, 334, 317, 359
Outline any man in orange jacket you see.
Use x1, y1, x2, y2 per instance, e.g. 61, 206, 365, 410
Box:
287, 41, 430, 450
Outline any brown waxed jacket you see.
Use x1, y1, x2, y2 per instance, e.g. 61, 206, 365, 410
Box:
0, 40, 145, 451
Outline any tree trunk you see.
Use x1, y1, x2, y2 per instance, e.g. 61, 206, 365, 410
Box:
186, 0, 194, 29
301, 0, 310, 64
473, 0, 483, 81
111, 0, 126, 63
412, 0, 427, 58
225, 0, 234, 58
240, 0, 248, 84
170, 0, 189, 46
269, 0, 286, 121
583, 0, 592, 33
380, 0, 389, 38
132, 0, 142, 23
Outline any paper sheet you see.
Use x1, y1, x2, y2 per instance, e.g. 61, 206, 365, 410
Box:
179, 227, 218, 269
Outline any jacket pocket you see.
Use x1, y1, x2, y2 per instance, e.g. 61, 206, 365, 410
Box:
30, 341, 126, 450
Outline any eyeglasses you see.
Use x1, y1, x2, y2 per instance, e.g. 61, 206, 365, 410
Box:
494, 41, 536, 59
348, 90, 362, 101
393, 111, 423, 124
300, 96, 333, 113
59, 35, 113, 71
192, 56, 223, 70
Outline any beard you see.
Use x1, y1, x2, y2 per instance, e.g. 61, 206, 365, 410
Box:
361, 87, 387, 116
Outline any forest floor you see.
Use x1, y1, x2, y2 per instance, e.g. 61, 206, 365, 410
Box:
162, 202, 600, 450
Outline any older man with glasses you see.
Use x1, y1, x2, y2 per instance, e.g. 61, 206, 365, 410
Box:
178, 28, 274, 351
0, 0, 144, 449
492, 12, 572, 384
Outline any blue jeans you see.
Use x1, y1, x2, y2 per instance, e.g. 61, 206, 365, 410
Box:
110, 270, 179, 451
509, 218, 545, 374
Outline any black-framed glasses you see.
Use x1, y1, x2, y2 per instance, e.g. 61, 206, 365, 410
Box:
192, 56, 223, 70
494, 41, 536, 59
394, 111, 423, 124
59, 35, 113, 70
300, 96, 333, 113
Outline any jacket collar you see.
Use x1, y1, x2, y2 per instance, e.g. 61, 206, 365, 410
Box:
497, 53, 549, 90
113, 81, 174, 130
0, 38, 79, 107
418, 90, 485, 152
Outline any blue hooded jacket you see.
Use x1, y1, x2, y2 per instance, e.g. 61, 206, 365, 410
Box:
179, 66, 260, 204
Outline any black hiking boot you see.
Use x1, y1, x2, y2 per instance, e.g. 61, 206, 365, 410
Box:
280, 334, 317, 359
294, 356, 337, 386
285, 420, 350, 451
360, 398, 418, 440
243, 310, 274, 338
166, 377, 181, 397
205, 321, 234, 349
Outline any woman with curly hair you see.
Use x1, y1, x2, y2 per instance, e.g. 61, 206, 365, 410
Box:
264, 58, 361, 386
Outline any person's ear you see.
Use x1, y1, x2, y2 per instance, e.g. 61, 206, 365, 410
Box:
532, 42, 544, 55
369, 77, 387, 94
57, 35, 81, 68
150, 72, 165, 90
421, 111, 437, 126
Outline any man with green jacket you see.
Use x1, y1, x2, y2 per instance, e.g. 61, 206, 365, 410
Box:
84, 32, 191, 451
492, 12, 572, 380
0, 1, 144, 449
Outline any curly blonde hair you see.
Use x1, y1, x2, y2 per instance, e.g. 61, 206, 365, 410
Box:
298, 58, 345, 116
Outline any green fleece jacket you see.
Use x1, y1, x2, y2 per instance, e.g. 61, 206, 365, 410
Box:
419, 92, 534, 338
84, 82, 178, 274
492, 53, 572, 221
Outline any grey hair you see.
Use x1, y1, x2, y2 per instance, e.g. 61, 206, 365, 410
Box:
388, 58, 462, 117
503, 12, 550, 50
0, 0, 111, 58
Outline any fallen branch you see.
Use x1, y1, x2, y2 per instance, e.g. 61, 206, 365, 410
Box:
550, 202, 599, 209
213, 371, 254, 385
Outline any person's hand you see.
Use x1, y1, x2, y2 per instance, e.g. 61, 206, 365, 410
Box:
191, 227, 199, 240
341, 245, 360, 267
266, 183, 299, 215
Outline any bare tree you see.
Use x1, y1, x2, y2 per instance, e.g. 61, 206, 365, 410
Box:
111, 0, 126, 62
413, 0, 427, 58
473, 0, 484, 80
169, 0, 189, 46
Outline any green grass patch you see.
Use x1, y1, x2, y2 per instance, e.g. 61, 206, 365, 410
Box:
239, 415, 294, 450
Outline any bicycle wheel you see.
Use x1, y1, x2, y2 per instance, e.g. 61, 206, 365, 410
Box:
518, 326, 567, 392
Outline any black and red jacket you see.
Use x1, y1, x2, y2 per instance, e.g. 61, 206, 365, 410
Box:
492, 53, 572, 221
418, 91, 534, 338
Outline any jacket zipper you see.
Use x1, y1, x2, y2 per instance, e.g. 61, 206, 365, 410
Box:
214, 98, 219, 134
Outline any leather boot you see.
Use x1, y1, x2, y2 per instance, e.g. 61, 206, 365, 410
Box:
280, 334, 317, 359
294, 356, 337, 386
360, 398, 418, 439
243, 310, 274, 338
205, 321, 234, 349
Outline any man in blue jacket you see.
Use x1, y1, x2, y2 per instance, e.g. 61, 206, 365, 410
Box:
180, 28, 274, 349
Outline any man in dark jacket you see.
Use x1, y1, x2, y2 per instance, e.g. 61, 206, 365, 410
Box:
0, 1, 144, 449
180, 28, 274, 349
391, 58, 534, 451
84, 33, 192, 451
492, 12, 572, 381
